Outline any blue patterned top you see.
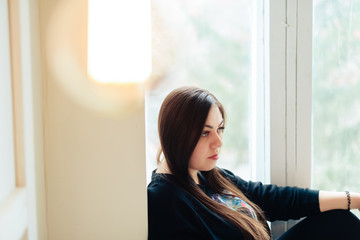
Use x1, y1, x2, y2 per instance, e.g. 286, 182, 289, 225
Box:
211, 191, 258, 219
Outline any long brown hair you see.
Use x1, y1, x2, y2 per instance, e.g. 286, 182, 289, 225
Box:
157, 86, 270, 240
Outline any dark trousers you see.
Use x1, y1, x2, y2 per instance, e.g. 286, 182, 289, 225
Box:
277, 210, 360, 240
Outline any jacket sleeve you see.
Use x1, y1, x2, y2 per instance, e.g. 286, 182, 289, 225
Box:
220, 168, 321, 222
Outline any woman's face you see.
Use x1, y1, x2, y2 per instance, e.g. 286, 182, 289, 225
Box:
188, 104, 224, 178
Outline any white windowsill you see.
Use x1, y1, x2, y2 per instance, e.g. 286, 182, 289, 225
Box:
0, 187, 27, 240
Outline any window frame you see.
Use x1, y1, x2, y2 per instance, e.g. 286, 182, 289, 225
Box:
18, 0, 48, 239
0, 0, 27, 239
267, 0, 313, 189
0, 0, 47, 239
266, 0, 313, 236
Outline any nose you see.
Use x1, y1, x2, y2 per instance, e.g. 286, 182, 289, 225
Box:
211, 132, 223, 149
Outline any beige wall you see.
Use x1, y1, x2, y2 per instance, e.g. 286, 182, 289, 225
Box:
38, 0, 148, 239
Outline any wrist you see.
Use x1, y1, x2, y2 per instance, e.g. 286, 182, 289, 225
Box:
350, 192, 360, 210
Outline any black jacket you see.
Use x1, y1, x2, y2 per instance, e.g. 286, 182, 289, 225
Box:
147, 168, 320, 239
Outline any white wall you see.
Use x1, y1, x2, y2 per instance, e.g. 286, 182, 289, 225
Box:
38, 0, 148, 239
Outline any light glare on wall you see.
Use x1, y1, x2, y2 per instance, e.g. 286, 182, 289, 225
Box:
87, 0, 151, 84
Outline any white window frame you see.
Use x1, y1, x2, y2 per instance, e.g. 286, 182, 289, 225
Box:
265, 0, 313, 236
0, 0, 47, 239
0, 0, 27, 239
19, 0, 47, 239
250, 0, 270, 183
251, 0, 313, 188
267, 0, 313, 188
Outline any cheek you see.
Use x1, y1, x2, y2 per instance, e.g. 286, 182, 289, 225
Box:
189, 142, 207, 166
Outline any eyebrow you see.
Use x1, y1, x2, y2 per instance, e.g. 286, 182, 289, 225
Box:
204, 120, 224, 129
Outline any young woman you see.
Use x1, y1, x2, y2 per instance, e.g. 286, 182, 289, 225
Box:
147, 86, 360, 240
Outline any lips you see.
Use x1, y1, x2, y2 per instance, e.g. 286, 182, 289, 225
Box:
209, 154, 218, 160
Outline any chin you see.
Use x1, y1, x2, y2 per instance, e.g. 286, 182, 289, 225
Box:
201, 165, 217, 172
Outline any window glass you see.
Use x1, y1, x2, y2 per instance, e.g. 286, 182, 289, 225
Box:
146, 0, 258, 183
312, 0, 360, 215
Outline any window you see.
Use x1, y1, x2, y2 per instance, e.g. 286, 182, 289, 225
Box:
312, 0, 360, 216
145, 0, 360, 234
146, 0, 267, 183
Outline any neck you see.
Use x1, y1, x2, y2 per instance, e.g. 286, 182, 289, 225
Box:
189, 169, 200, 184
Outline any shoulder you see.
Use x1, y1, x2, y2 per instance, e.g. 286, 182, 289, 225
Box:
148, 174, 181, 197
217, 168, 249, 187
147, 174, 195, 207
218, 168, 237, 178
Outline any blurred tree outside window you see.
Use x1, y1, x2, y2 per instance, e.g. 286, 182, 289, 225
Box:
312, 0, 360, 217
146, 0, 257, 183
